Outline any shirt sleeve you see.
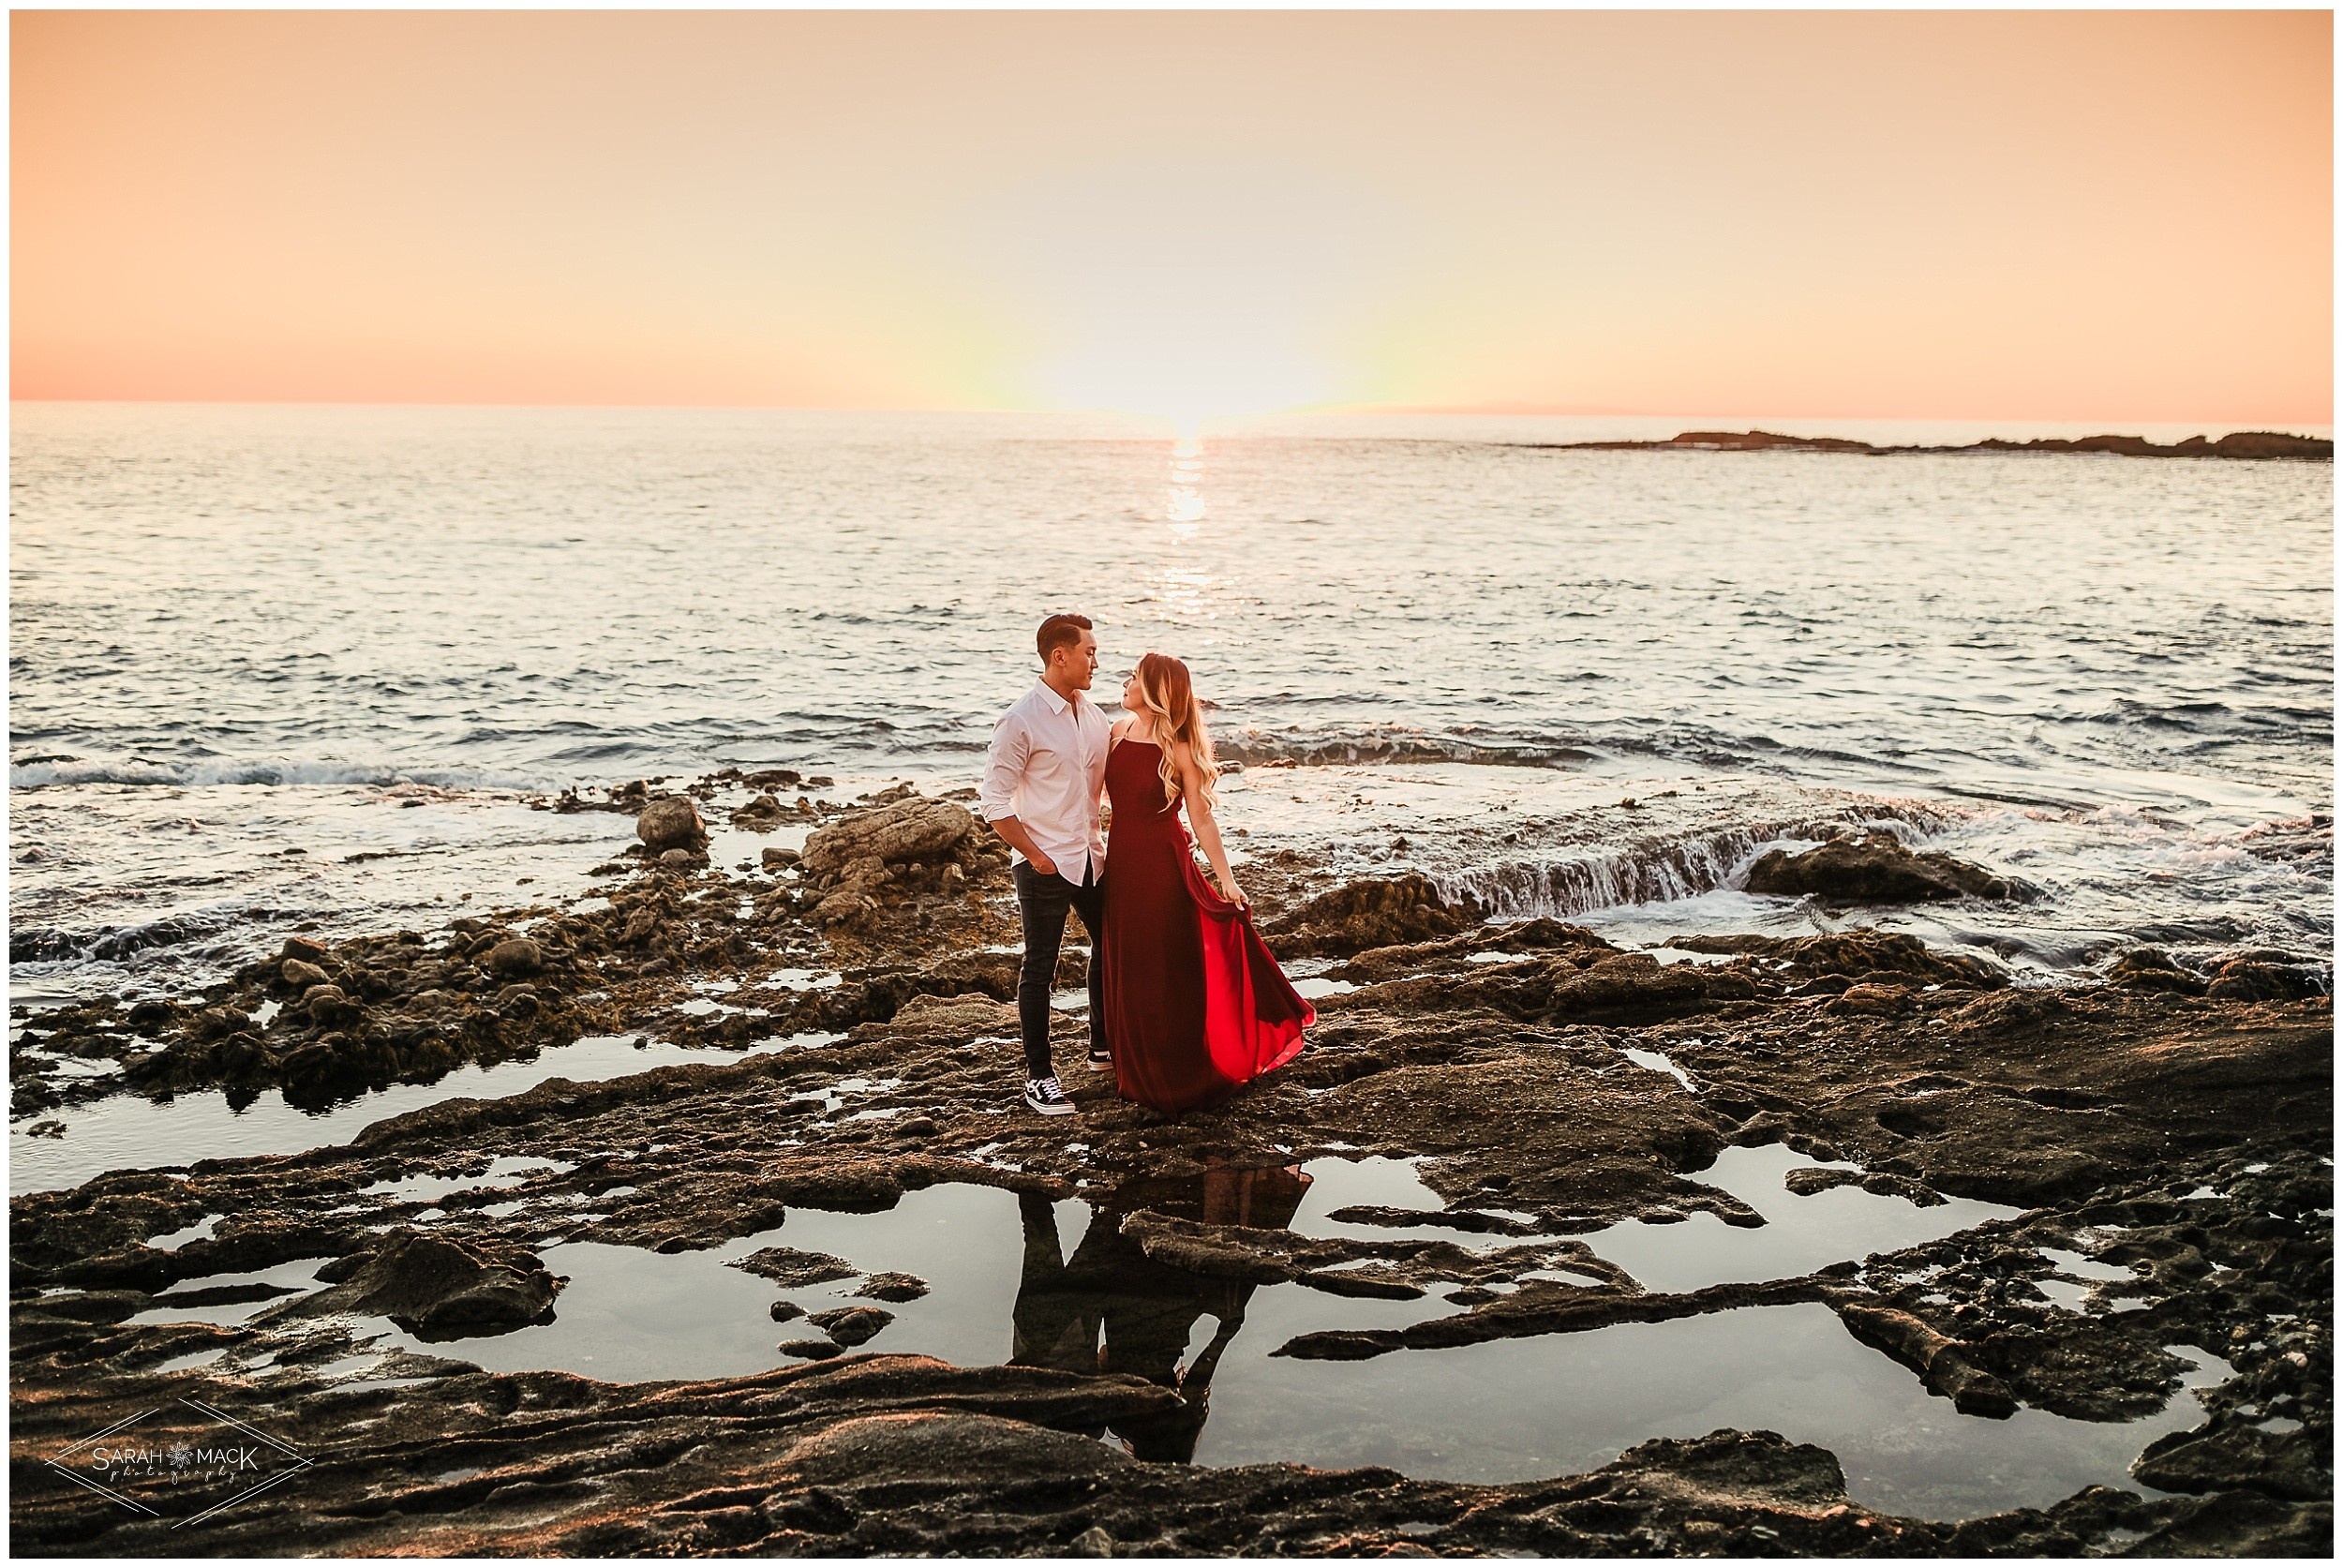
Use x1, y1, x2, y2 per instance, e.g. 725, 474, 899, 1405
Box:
979, 709, 1028, 823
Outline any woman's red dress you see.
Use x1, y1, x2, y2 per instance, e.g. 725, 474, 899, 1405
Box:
1099, 739, 1314, 1114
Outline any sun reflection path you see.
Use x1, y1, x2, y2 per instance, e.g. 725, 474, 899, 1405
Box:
1168, 432, 1205, 530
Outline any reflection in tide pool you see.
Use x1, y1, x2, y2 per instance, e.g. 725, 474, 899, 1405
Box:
291, 1155, 2223, 1518
1192, 1299, 2227, 1521
1582, 1142, 2022, 1294
7, 1032, 834, 1198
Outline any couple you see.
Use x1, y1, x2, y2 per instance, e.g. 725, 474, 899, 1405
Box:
978, 614, 1313, 1117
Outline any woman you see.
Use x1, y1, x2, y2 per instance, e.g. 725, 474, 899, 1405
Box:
1097, 651, 1313, 1115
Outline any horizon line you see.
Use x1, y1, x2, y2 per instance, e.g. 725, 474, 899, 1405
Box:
7, 396, 2332, 435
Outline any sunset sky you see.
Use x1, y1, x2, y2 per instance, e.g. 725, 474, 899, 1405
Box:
11, 9, 2332, 424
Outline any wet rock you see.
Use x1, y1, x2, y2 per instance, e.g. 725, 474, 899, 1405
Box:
800, 799, 977, 876
292, 1230, 560, 1338
731, 793, 785, 828
858, 1272, 930, 1303
303, 985, 361, 1028
636, 795, 708, 853
2132, 1423, 2332, 1501
733, 1246, 861, 1289
188, 1006, 254, 1042
808, 1305, 894, 1346
762, 846, 799, 871
2208, 961, 2322, 1003
279, 958, 331, 989
2112, 948, 2208, 995
483, 938, 542, 978
1745, 831, 2030, 903
1827, 981, 1918, 1017
780, 1410, 1136, 1487
1268, 874, 1483, 958
1783, 1166, 1945, 1206
857, 992, 1021, 1039
658, 847, 702, 868
770, 1300, 805, 1322
778, 1337, 845, 1360
1834, 1302, 2018, 1416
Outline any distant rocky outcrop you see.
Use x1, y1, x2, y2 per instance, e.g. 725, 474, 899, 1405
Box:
1530, 429, 2332, 461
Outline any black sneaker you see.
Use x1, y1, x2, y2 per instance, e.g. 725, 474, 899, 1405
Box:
1023, 1076, 1076, 1115
1086, 1046, 1114, 1070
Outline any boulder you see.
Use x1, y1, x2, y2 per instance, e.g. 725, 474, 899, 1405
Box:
857, 1271, 930, 1303
1745, 831, 2028, 903
808, 1305, 894, 1346
636, 795, 708, 853
799, 799, 977, 876
778, 1338, 845, 1360
303, 984, 362, 1027
280, 935, 331, 965
1271, 874, 1483, 957
483, 938, 543, 978
2206, 961, 2322, 1003
731, 793, 785, 827
280, 958, 331, 989
300, 1231, 560, 1339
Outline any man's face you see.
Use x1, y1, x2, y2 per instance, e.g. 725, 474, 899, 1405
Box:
1055, 628, 1099, 691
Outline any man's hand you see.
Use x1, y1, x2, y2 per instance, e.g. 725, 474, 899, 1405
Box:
989, 814, 1056, 877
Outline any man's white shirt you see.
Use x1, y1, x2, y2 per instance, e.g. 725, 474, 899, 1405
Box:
979, 680, 1112, 881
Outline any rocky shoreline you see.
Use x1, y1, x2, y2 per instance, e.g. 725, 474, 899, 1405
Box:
8, 778, 2332, 1555
1520, 429, 2334, 461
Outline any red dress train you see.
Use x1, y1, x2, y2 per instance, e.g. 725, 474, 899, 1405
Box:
1099, 739, 1314, 1114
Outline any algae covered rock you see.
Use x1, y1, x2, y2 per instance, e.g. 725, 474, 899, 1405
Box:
800, 799, 977, 876
1270, 873, 1484, 957
1745, 830, 2030, 903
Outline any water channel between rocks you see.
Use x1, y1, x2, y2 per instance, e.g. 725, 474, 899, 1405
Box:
135, 1143, 2227, 1523
7, 1031, 837, 1198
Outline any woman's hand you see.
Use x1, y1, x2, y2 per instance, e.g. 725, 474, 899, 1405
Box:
1217, 874, 1249, 907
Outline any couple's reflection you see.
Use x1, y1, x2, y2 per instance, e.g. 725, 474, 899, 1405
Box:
1010, 1161, 1311, 1461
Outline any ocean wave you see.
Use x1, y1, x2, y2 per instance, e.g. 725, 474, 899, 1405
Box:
9, 755, 539, 791
1216, 730, 1595, 769
1430, 806, 1951, 918
7, 905, 288, 965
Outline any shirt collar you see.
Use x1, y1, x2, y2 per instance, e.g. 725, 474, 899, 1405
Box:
1034, 679, 1077, 716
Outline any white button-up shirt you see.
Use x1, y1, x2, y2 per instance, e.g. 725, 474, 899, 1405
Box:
979, 680, 1112, 881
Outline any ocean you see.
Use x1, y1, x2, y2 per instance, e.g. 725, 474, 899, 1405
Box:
8, 402, 2332, 1004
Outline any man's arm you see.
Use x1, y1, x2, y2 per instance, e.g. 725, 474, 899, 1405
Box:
979, 709, 1056, 874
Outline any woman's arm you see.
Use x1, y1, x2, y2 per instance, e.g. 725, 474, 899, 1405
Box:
1175, 741, 1246, 905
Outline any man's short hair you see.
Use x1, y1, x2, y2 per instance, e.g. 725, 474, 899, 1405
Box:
1037, 613, 1093, 665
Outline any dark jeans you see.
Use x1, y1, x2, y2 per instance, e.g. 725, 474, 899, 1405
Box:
1012, 858, 1107, 1081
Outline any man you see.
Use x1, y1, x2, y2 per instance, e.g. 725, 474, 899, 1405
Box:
979, 613, 1112, 1115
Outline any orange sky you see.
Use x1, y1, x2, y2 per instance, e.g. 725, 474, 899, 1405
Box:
11, 9, 2332, 423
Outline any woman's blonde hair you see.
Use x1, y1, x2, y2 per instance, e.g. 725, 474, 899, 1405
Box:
1133, 651, 1218, 811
